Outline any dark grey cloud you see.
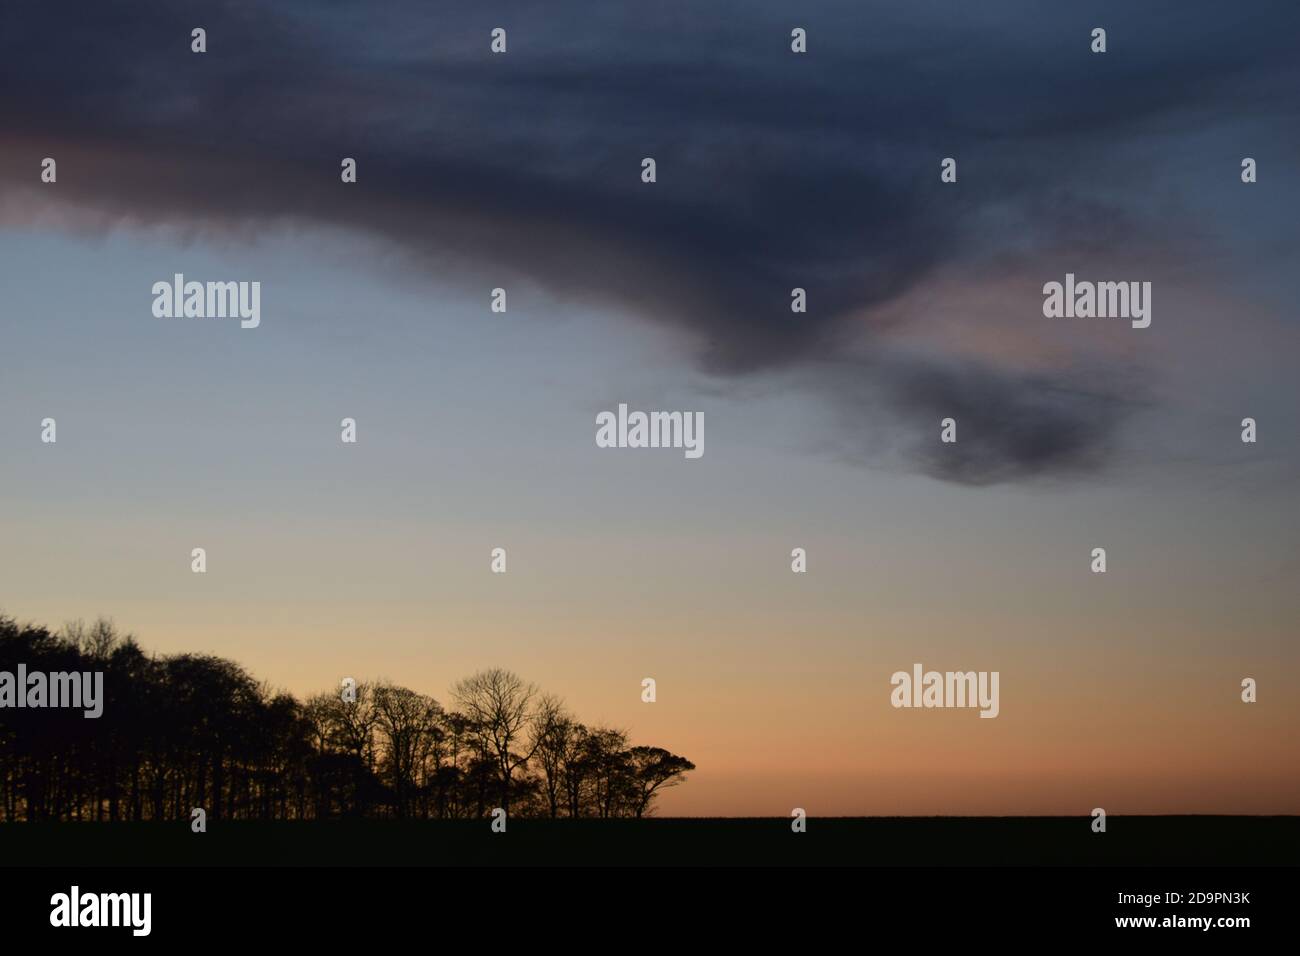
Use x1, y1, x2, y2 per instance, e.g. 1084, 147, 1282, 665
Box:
818, 356, 1150, 486
2, 0, 1297, 483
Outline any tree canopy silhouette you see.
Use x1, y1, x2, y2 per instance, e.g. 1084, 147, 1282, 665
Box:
0, 614, 694, 822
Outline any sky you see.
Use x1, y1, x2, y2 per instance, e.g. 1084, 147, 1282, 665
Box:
1, 0, 1298, 815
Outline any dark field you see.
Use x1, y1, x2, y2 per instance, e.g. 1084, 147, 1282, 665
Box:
2, 816, 1296, 866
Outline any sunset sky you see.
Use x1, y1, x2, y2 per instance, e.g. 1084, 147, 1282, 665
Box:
2, 0, 1298, 815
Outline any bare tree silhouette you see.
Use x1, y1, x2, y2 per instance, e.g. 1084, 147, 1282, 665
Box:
453, 668, 540, 816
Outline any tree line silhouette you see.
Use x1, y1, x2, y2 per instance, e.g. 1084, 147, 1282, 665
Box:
0, 615, 694, 823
